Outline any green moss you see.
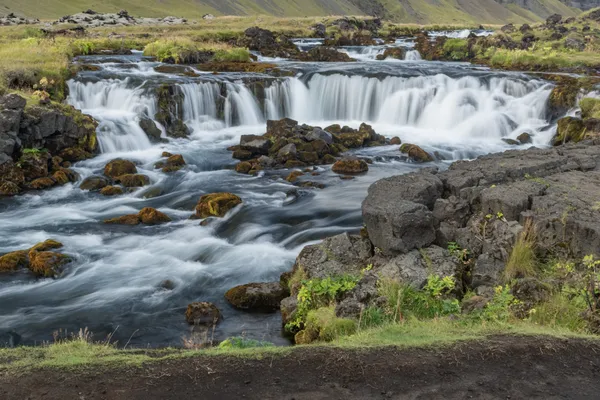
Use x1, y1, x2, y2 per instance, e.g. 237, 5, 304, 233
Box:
212, 48, 251, 63
580, 98, 600, 119
300, 306, 357, 343
554, 116, 587, 145
443, 38, 469, 60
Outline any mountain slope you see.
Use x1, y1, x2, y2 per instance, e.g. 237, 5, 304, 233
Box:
0, 0, 590, 22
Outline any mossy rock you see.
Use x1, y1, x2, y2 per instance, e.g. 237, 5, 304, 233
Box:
390, 137, 402, 145
100, 186, 124, 196
52, 170, 70, 185
400, 143, 434, 162
0, 250, 29, 272
185, 302, 222, 325
0, 181, 20, 196
19, 151, 50, 181
332, 158, 369, 174
580, 97, 600, 119
294, 329, 318, 345
29, 177, 56, 190
321, 154, 337, 165
195, 192, 243, 218
225, 282, 289, 312
162, 165, 184, 173
28, 250, 69, 278
235, 161, 253, 174
59, 147, 92, 162
554, 116, 586, 145
547, 77, 581, 120
103, 159, 137, 178
104, 214, 140, 225
286, 170, 304, 182
167, 154, 186, 166
30, 239, 63, 253
138, 207, 171, 225
116, 174, 150, 188
80, 175, 109, 191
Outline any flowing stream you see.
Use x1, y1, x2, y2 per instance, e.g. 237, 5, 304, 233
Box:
0, 41, 557, 347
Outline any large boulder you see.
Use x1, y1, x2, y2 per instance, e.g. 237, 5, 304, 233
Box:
362, 199, 436, 255
400, 143, 434, 162
225, 282, 289, 312
290, 233, 373, 280
195, 193, 242, 219
365, 171, 443, 210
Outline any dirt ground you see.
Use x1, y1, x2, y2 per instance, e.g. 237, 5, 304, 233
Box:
2, 335, 600, 399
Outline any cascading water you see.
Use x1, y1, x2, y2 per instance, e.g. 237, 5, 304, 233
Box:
0, 48, 561, 348
67, 79, 156, 153
405, 50, 422, 61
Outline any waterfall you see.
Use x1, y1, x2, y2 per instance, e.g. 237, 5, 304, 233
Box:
405, 50, 422, 61
67, 79, 154, 153
68, 71, 554, 153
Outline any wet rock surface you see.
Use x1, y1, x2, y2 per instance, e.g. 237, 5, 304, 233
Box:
229, 118, 389, 174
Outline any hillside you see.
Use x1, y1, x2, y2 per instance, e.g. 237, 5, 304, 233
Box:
0, 0, 591, 23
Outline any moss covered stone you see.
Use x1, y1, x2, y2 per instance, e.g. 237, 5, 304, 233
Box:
103, 159, 137, 178
286, 170, 304, 183
580, 98, 600, 119
58, 147, 92, 162
30, 239, 63, 253
80, 175, 109, 191
225, 282, 289, 312
29, 177, 56, 190
100, 186, 124, 196
400, 143, 434, 162
185, 302, 221, 325
104, 214, 140, 225
0, 250, 29, 272
195, 192, 242, 218
28, 250, 69, 277
554, 116, 586, 145
138, 207, 171, 225
116, 174, 150, 188
0, 181, 20, 196
52, 170, 69, 185
332, 158, 369, 174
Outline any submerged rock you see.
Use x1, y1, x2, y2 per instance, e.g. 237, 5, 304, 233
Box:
0, 250, 28, 272
185, 302, 222, 325
195, 193, 242, 219
104, 207, 171, 225
225, 282, 289, 312
100, 186, 124, 196
115, 174, 150, 187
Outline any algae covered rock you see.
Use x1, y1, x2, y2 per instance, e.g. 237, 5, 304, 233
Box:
554, 116, 586, 145
138, 207, 171, 225
225, 282, 289, 312
104, 214, 141, 225
195, 192, 242, 218
400, 143, 434, 162
103, 159, 137, 178
28, 250, 69, 277
80, 175, 109, 191
29, 177, 56, 190
30, 239, 63, 253
0, 181, 20, 196
185, 302, 222, 325
0, 250, 29, 272
332, 158, 369, 174
115, 174, 150, 187
100, 185, 124, 196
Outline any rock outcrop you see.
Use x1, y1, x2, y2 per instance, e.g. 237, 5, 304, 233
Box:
56, 10, 187, 27
225, 282, 289, 312
0, 94, 97, 196
229, 118, 389, 174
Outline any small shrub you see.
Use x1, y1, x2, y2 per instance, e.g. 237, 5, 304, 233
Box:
443, 38, 469, 60
286, 274, 359, 332
480, 285, 518, 322
213, 48, 251, 63
304, 306, 356, 342
529, 291, 587, 332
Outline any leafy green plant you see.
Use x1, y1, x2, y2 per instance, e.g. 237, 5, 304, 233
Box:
286, 275, 359, 332
480, 285, 519, 322
583, 254, 600, 312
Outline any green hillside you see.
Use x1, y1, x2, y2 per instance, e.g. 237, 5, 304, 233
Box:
0, 0, 583, 23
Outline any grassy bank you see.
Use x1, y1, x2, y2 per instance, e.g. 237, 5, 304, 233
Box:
0, 319, 596, 372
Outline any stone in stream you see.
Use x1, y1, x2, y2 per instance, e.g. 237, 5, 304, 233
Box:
104, 159, 137, 178
80, 176, 109, 191
115, 174, 150, 188
104, 207, 171, 225
400, 143, 434, 162
185, 302, 222, 325
332, 158, 369, 174
225, 282, 289, 312
194, 193, 243, 219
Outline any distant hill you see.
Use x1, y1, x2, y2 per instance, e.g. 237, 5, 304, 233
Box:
0, 0, 595, 23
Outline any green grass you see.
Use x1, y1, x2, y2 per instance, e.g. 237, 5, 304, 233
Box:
580, 98, 600, 119
503, 221, 538, 281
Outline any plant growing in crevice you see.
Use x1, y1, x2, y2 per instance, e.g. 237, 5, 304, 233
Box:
504, 219, 538, 281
